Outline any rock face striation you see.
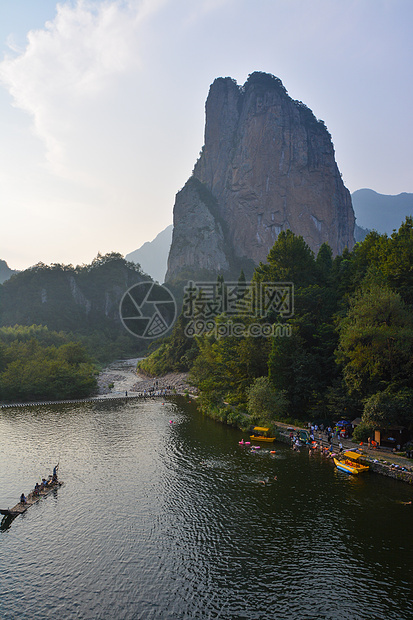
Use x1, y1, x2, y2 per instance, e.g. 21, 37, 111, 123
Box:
166, 72, 355, 282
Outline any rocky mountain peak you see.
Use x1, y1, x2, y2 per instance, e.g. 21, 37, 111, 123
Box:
166, 72, 355, 282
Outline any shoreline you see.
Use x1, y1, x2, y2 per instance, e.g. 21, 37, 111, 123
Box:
2, 359, 412, 484
96, 358, 196, 397
270, 421, 413, 484
0, 359, 196, 408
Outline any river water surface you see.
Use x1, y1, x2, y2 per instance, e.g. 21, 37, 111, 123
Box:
0, 397, 412, 619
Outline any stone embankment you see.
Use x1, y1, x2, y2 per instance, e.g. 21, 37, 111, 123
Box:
271, 421, 413, 485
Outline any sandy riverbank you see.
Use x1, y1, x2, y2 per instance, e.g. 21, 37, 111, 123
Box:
97, 358, 196, 397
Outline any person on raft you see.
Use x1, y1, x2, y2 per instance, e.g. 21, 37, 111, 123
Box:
52, 464, 59, 483
20, 493, 27, 505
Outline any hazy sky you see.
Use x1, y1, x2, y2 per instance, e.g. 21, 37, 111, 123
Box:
1, 0, 412, 270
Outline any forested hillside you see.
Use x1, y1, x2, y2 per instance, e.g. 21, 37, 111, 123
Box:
0, 252, 150, 362
139, 218, 413, 439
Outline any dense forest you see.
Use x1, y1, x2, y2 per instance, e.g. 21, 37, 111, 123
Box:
139, 218, 413, 441
0, 252, 150, 364
0, 325, 97, 401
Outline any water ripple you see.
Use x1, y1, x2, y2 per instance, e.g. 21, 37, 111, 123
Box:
1, 399, 412, 619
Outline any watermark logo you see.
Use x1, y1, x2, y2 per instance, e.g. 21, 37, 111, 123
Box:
182, 281, 293, 338
119, 280, 293, 339
119, 282, 177, 339
184, 319, 292, 339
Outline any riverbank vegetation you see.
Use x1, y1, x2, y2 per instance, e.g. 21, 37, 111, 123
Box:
139, 219, 413, 440
0, 325, 97, 401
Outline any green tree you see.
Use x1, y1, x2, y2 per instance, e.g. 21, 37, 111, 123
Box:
316, 242, 333, 283
246, 376, 288, 423
362, 389, 413, 430
0, 335, 97, 402
268, 325, 314, 415
381, 217, 413, 304
336, 281, 413, 399
254, 229, 317, 288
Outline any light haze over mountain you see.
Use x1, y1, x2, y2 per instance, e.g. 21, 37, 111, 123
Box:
352, 189, 413, 234
126, 225, 172, 283
125, 189, 413, 283
2, 190, 412, 285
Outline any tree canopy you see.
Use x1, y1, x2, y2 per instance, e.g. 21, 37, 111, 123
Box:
0, 326, 97, 401
135, 219, 413, 437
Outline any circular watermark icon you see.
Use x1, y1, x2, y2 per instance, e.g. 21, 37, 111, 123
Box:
119, 282, 177, 339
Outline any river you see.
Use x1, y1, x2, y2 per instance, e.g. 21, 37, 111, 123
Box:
0, 397, 412, 619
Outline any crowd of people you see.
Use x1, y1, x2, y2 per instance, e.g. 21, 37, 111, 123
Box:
289, 426, 345, 456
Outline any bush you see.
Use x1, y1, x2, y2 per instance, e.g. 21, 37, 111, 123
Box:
352, 421, 374, 443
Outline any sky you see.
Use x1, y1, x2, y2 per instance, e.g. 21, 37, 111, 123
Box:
0, 0, 412, 270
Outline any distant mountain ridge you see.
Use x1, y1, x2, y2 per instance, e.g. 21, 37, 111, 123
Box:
0, 259, 18, 284
126, 225, 172, 283
2, 187, 411, 297
351, 189, 413, 235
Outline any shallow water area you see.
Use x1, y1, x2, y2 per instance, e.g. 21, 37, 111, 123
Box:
1, 398, 412, 619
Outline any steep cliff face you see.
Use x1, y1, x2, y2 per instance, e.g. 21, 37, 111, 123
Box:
168, 178, 229, 277
166, 72, 355, 282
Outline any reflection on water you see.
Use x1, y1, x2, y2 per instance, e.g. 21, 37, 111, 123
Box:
0, 398, 412, 619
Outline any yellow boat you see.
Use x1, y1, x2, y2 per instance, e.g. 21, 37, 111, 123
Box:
249, 427, 275, 443
334, 450, 369, 475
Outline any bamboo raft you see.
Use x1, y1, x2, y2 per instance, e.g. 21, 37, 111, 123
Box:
0, 479, 63, 518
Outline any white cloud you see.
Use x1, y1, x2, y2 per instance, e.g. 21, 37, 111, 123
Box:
0, 0, 412, 270
0, 0, 164, 177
